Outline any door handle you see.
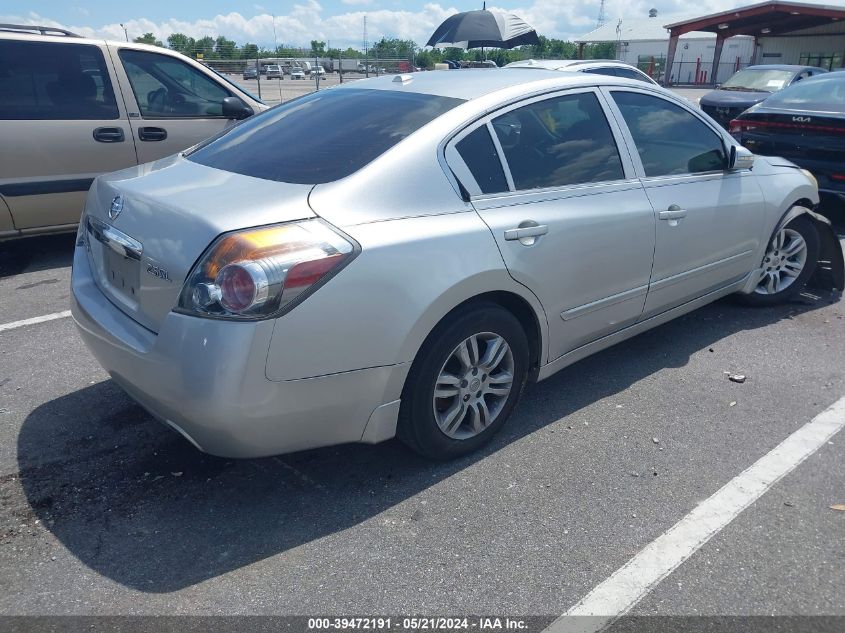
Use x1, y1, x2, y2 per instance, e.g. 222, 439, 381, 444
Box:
138, 127, 168, 142
92, 127, 125, 143
504, 224, 548, 241
658, 204, 688, 221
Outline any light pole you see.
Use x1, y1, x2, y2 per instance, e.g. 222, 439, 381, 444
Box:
120, 23, 128, 42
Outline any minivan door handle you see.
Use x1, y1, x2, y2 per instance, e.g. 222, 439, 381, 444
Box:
92, 127, 125, 143
658, 204, 688, 221
138, 127, 168, 142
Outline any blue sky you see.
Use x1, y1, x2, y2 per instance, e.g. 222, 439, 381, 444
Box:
3, 0, 844, 49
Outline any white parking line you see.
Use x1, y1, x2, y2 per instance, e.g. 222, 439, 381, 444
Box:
548, 394, 845, 633
0, 310, 72, 333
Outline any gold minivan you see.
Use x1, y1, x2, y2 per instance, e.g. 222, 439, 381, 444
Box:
0, 24, 267, 240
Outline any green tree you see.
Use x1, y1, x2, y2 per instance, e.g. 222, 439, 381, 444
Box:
371, 37, 416, 59
214, 35, 237, 59
133, 33, 163, 47
240, 43, 259, 60
310, 40, 326, 56
167, 33, 196, 55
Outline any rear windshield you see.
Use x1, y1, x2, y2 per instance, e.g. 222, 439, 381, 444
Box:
187, 88, 464, 184
761, 75, 845, 112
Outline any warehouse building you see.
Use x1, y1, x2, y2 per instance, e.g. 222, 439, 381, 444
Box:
576, 1, 845, 85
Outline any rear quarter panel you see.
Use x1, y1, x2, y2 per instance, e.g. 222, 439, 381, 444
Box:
265, 211, 548, 381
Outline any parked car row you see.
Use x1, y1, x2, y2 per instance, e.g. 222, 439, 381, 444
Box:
1, 21, 842, 461
700, 64, 827, 128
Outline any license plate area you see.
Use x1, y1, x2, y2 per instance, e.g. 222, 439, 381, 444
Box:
104, 247, 140, 300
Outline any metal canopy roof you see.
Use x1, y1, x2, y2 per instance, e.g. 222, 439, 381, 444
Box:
664, 1, 845, 37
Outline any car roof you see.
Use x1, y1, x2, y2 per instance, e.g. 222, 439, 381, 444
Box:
505, 59, 633, 71
333, 68, 655, 101
743, 64, 824, 72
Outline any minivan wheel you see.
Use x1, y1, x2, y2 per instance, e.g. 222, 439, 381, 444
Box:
738, 215, 820, 306
398, 303, 528, 460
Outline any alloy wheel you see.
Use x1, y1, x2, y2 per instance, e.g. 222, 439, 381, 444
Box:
754, 227, 808, 295
432, 332, 515, 440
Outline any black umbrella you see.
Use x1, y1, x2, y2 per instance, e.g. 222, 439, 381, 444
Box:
426, 5, 540, 50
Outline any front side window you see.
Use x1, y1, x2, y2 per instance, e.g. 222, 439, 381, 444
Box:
492, 92, 624, 191
0, 40, 118, 120
455, 126, 508, 194
119, 49, 231, 118
612, 91, 727, 177
187, 88, 463, 184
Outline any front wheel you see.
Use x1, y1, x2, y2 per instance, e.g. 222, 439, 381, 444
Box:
398, 303, 529, 460
738, 215, 820, 306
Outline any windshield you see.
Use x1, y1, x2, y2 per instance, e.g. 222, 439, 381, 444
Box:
761, 74, 845, 112
721, 68, 795, 92
187, 88, 463, 184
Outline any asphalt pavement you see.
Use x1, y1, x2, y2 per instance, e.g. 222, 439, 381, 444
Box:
1, 214, 843, 622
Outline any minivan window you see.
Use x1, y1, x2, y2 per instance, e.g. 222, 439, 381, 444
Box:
456, 126, 508, 194
187, 89, 463, 184
492, 92, 624, 190
119, 49, 232, 118
612, 91, 727, 177
0, 40, 118, 120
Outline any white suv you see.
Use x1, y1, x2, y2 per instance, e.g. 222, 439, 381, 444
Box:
0, 24, 267, 240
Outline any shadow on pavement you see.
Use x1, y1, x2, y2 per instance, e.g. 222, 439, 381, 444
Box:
0, 233, 76, 278
14, 291, 841, 593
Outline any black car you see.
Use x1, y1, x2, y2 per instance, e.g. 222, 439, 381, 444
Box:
700, 65, 827, 129
730, 73, 845, 208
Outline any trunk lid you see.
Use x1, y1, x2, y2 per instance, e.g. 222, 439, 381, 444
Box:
733, 109, 845, 182
83, 155, 315, 333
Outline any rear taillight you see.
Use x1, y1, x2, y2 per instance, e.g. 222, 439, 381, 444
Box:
831, 174, 845, 182
729, 118, 845, 135
177, 219, 356, 320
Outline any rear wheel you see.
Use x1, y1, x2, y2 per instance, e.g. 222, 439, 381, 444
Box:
738, 215, 819, 306
398, 303, 529, 460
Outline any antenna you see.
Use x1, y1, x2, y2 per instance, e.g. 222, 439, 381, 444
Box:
596, 0, 607, 28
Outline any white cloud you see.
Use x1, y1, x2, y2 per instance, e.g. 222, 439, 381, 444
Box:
4, 0, 845, 49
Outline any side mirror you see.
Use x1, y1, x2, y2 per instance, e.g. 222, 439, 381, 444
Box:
222, 96, 253, 120
728, 144, 754, 171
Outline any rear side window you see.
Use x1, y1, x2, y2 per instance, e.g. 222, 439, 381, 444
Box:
761, 74, 845, 111
188, 89, 463, 184
119, 49, 231, 118
612, 91, 727, 177
582, 67, 618, 78
492, 92, 625, 190
615, 67, 653, 83
0, 40, 118, 120
456, 126, 508, 194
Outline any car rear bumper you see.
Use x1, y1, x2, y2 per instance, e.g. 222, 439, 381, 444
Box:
70, 244, 407, 458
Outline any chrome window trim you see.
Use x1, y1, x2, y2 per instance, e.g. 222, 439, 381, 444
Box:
442, 86, 640, 203
486, 120, 515, 192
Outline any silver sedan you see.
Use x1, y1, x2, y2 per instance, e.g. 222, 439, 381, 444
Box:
71, 70, 844, 460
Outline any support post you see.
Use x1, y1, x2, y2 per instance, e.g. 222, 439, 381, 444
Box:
750, 36, 759, 65
664, 33, 679, 86
711, 33, 726, 86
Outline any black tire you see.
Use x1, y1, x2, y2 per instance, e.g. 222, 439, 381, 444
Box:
737, 214, 820, 306
397, 302, 529, 460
